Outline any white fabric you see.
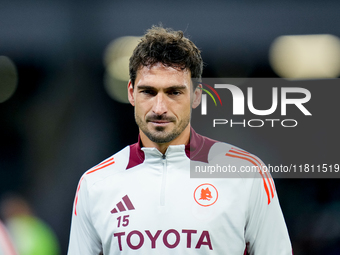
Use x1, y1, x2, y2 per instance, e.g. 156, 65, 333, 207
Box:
68, 141, 292, 255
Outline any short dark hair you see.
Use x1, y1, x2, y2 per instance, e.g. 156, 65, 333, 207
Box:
129, 25, 203, 87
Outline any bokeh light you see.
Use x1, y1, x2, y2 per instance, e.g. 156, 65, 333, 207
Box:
0, 56, 18, 103
104, 36, 141, 103
269, 34, 340, 79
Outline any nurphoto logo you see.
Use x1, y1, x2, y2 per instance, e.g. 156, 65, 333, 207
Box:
197, 79, 312, 128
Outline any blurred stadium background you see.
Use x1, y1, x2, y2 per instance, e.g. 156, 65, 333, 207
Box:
1, 0, 340, 254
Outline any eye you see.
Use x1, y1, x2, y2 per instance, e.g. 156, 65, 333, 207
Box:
141, 89, 156, 96
167, 90, 182, 96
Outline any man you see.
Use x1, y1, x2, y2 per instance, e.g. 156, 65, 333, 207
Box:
68, 26, 292, 254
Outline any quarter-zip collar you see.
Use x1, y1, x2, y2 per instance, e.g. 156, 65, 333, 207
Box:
126, 127, 217, 170
142, 144, 186, 162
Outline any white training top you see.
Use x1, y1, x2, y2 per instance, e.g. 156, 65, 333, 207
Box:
68, 129, 292, 255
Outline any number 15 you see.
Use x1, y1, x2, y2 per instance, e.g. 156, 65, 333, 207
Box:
117, 215, 129, 228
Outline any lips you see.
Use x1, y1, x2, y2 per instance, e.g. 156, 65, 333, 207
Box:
151, 120, 170, 123
146, 115, 175, 124
149, 120, 171, 126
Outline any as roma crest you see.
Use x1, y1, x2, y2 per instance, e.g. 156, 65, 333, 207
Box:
194, 183, 218, 207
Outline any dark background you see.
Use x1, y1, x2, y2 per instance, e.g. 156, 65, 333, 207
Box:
1, 0, 340, 254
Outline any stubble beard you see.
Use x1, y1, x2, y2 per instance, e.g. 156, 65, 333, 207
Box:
135, 112, 190, 144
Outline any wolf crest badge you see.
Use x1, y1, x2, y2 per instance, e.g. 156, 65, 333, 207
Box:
194, 183, 218, 207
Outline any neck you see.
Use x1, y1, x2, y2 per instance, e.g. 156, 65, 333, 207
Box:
140, 125, 191, 154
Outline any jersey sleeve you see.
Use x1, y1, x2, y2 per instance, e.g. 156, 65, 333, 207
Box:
68, 176, 102, 255
244, 175, 292, 255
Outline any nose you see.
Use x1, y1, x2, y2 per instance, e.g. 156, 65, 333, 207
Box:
152, 93, 168, 115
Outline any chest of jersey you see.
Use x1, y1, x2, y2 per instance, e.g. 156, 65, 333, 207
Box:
88, 154, 250, 254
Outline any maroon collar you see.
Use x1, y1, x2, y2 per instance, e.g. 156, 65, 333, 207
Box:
186, 127, 217, 163
126, 135, 145, 170
126, 127, 217, 170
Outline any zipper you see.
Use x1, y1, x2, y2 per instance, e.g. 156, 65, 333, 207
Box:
160, 154, 167, 206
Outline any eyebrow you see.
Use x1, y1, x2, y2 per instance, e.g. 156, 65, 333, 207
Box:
136, 85, 188, 90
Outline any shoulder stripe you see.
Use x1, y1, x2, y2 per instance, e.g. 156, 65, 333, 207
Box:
225, 151, 273, 204
231, 147, 251, 154
74, 176, 84, 216
87, 159, 115, 174
74, 157, 115, 215
95, 157, 115, 168
229, 149, 275, 199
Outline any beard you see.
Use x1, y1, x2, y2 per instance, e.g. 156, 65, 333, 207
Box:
135, 112, 190, 144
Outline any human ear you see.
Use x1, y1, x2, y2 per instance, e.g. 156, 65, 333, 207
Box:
127, 80, 135, 106
192, 84, 202, 109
